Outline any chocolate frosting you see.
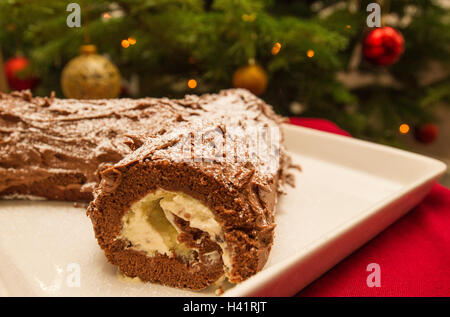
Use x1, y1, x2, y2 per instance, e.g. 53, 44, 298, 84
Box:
0, 89, 293, 201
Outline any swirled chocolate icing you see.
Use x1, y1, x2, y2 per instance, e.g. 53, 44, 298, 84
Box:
0, 89, 293, 201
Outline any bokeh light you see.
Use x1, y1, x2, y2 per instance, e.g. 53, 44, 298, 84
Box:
187, 79, 197, 89
399, 123, 410, 134
272, 42, 281, 55
121, 39, 130, 48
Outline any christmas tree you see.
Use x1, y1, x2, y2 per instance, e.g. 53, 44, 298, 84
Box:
0, 0, 448, 144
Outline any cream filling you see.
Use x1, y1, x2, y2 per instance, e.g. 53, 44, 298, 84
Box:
119, 189, 231, 273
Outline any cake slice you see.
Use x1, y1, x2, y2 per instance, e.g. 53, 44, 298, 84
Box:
87, 89, 294, 289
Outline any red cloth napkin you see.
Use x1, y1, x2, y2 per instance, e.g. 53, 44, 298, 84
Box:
289, 117, 450, 297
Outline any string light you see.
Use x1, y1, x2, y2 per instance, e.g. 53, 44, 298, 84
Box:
346, 25, 351, 29
306, 49, 315, 58
187, 79, 197, 89
271, 42, 281, 55
121, 39, 130, 48
102, 12, 111, 19
399, 123, 410, 134
128, 37, 136, 45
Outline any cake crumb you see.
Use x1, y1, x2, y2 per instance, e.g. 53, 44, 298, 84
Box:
215, 287, 224, 296
73, 202, 88, 208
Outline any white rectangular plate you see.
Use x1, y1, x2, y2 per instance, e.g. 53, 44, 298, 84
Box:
0, 124, 446, 297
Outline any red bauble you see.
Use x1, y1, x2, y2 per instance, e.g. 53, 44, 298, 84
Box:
4, 56, 39, 90
363, 26, 405, 66
414, 123, 439, 144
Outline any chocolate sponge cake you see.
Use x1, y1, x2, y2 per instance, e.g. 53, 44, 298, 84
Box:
87, 89, 294, 289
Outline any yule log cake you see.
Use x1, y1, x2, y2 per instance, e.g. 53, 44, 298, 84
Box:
0, 89, 296, 290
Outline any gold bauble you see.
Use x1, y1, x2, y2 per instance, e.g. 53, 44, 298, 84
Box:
232, 64, 268, 95
61, 45, 121, 99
